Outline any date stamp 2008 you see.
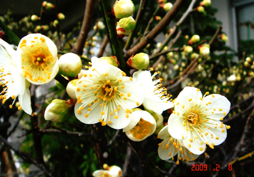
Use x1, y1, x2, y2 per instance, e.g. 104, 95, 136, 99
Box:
191, 164, 232, 172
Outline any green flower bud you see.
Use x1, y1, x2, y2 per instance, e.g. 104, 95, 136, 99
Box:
44, 99, 71, 122
46, 2, 55, 9
163, 3, 173, 11
191, 53, 199, 59
59, 53, 82, 77
53, 20, 58, 27
197, 6, 206, 15
66, 79, 78, 100
126, 52, 149, 70
99, 56, 119, 67
116, 16, 136, 37
220, 33, 228, 42
113, 0, 135, 19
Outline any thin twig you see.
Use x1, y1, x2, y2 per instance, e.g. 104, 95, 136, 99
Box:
97, 35, 108, 57
0, 136, 54, 177
125, 0, 186, 57
6, 111, 25, 138
209, 26, 222, 45
107, 130, 120, 146
122, 146, 132, 176
38, 129, 90, 137
71, 0, 96, 55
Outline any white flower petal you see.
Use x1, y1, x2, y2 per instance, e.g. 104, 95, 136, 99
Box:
158, 139, 177, 160
19, 88, 32, 115
203, 94, 231, 120
158, 125, 170, 140
143, 94, 173, 114
108, 105, 132, 129
123, 111, 141, 132
168, 114, 187, 139
133, 70, 152, 88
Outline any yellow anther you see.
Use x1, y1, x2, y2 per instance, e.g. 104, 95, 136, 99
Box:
85, 113, 89, 117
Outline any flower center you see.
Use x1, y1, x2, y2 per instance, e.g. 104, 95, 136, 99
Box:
187, 113, 199, 126
129, 118, 152, 139
34, 54, 46, 66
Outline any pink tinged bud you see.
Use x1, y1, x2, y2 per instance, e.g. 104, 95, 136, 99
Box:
41, 25, 49, 31
53, 20, 59, 27
35, 26, 41, 32
46, 2, 55, 9
58, 13, 65, 20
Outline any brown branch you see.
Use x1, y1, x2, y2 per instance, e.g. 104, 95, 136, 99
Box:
151, 30, 182, 69
209, 26, 222, 45
97, 35, 108, 57
0, 136, 54, 177
122, 146, 132, 176
71, 0, 96, 55
38, 129, 90, 137
125, 0, 186, 57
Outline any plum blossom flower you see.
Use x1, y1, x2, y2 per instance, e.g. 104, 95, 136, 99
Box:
158, 125, 199, 164
17, 33, 59, 84
93, 165, 122, 177
123, 109, 156, 141
74, 59, 144, 129
0, 39, 32, 114
168, 87, 231, 155
133, 70, 173, 114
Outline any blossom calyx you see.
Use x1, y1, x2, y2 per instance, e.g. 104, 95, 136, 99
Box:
113, 0, 135, 19
44, 99, 71, 122
59, 53, 82, 77
116, 16, 136, 37
127, 52, 149, 69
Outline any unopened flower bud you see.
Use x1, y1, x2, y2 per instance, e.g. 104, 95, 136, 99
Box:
58, 13, 65, 20
97, 56, 119, 67
246, 57, 251, 62
163, 3, 173, 11
116, 16, 136, 37
244, 61, 250, 67
184, 46, 193, 53
53, 20, 58, 27
31, 15, 40, 21
41, 25, 49, 31
227, 74, 236, 82
190, 34, 200, 43
127, 52, 149, 69
94, 21, 105, 30
197, 6, 206, 14
113, 0, 135, 19
199, 44, 210, 56
44, 99, 71, 122
123, 110, 156, 142
59, 53, 82, 77
46, 2, 55, 9
201, 0, 211, 6
42, 1, 47, 7
220, 33, 228, 42
155, 16, 161, 21
158, 0, 167, 3
35, 26, 41, 32
191, 53, 199, 59
66, 79, 78, 100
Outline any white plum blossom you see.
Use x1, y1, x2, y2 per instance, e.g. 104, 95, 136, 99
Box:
17, 33, 59, 84
158, 125, 199, 164
123, 110, 156, 141
133, 70, 173, 114
0, 39, 32, 114
168, 87, 231, 155
74, 59, 144, 129
93, 165, 122, 177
